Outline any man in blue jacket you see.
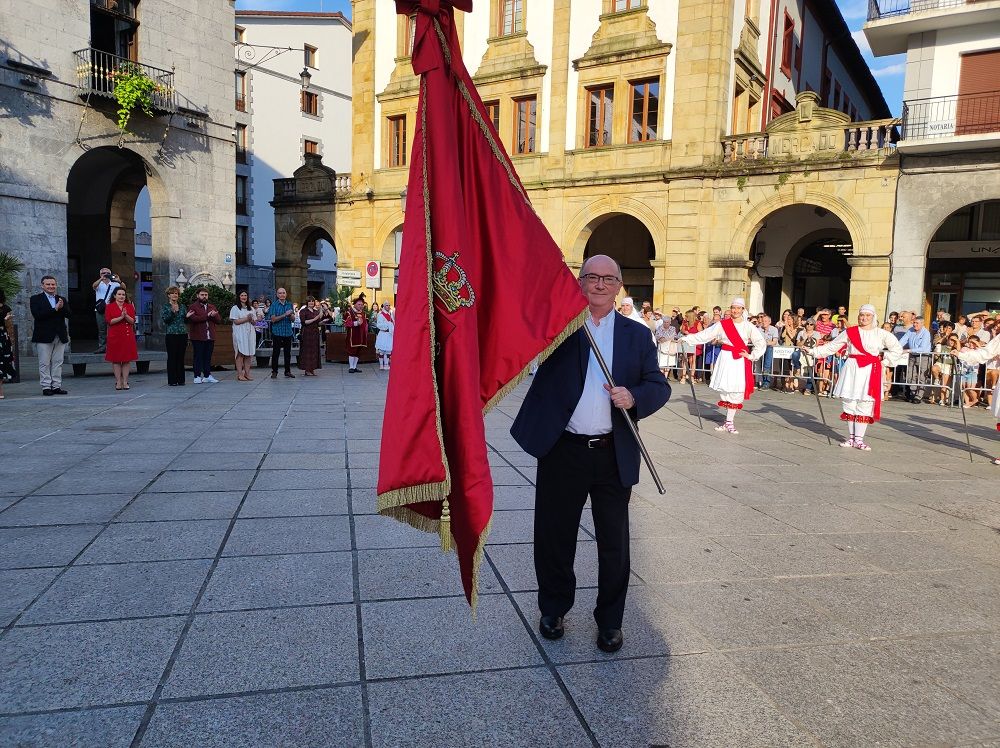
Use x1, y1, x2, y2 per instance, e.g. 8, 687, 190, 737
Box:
511, 254, 670, 653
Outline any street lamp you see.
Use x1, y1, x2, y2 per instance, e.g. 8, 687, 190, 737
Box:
300, 67, 312, 89
400, 187, 407, 213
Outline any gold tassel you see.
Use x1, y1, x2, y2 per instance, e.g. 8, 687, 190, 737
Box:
439, 498, 452, 552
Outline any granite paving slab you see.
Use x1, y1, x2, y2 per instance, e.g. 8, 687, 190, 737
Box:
368, 668, 591, 748
726, 642, 999, 747
142, 687, 364, 748
76, 520, 230, 564
362, 594, 542, 679
199, 551, 354, 610
559, 654, 814, 748
0, 494, 135, 526
168, 451, 264, 471
20, 559, 212, 624
146, 470, 256, 494
249, 469, 350, 491
162, 605, 360, 698
0, 568, 61, 627
115, 492, 245, 522
0, 524, 103, 569
0, 617, 184, 712
357, 546, 502, 601
222, 516, 352, 556
353, 513, 443, 550
237, 487, 349, 517
0, 706, 145, 748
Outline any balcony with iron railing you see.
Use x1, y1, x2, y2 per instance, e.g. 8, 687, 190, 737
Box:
864, 0, 1000, 55
899, 90, 1000, 152
73, 48, 176, 113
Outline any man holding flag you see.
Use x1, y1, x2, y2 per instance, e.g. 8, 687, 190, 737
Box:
511, 255, 670, 653
377, 0, 589, 609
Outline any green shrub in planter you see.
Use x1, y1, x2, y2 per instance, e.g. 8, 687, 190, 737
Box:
180, 285, 237, 323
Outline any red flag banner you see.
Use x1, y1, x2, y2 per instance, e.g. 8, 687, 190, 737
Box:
377, 0, 588, 609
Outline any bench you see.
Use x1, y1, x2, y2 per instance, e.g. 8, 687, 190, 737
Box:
65, 351, 168, 376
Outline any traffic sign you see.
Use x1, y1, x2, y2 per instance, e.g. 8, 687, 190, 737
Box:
365, 260, 381, 289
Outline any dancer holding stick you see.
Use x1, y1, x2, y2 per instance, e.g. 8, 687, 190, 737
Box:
801, 304, 904, 451
955, 336, 1000, 465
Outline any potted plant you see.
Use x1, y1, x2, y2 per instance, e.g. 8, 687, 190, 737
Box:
111, 62, 165, 142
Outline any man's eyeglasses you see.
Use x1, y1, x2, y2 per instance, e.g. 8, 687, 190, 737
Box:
580, 273, 622, 286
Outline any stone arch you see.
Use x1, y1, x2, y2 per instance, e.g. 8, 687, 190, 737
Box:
374, 213, 406, 266
564, 197, 666, 266
65, 145, 170, 343
733, 190, 870, 262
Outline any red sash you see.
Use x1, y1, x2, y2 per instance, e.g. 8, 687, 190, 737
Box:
846, 325, 883, 421
381, 312, 393, 323
720, 317, 754, 399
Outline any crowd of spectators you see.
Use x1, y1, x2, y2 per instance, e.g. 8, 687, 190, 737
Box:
640, 301, 998, 410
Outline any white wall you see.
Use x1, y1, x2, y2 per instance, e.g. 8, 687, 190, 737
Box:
929, 22, 1000, 99
373, 1, 399, 171
646, 0, 679, 140
566, 0, 602, 147
237, 15, 352, 270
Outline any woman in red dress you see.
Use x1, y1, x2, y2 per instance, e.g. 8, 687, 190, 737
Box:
105, 286, 138, 390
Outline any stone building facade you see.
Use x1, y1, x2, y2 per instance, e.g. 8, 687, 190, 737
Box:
866, 2, 1000, 319
332, 0, 898, 317
0, 0, 236, 351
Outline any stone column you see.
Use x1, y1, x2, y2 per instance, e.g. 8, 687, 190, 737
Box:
847, 256, 892, 318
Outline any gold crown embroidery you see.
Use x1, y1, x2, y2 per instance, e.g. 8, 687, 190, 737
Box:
432, 251, 475, 312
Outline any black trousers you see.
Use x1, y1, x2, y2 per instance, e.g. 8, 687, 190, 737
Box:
191, 339, 214, 378
534, 434, 631, 630
165, 334, 187, 385
271, 334, 292, 374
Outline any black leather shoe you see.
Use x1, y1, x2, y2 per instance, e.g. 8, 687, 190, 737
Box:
597, 628, 623, 653
270, 372, 278, 379
539, 615, 564, 640
42, 389, 53, 396
284, 372, 295, 378
51, 388, 68, 395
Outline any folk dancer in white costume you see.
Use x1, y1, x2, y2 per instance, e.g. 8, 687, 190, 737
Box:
805, 304, 904, 451
374, 302, 395, 371
679, 297, 765, 434
620, 297, 644, 324
957, 334, 1000, 465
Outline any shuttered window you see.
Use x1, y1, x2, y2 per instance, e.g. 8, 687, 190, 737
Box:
956, 49, 1000, 135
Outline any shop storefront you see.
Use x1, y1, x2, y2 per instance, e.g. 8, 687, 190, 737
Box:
924, 201, 1000, 319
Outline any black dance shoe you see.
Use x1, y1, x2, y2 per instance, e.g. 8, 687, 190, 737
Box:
539, 615, 564, 640
596, 628, 623, 653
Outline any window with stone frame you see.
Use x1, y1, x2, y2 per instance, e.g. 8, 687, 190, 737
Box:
90, 0, 139, 61
304, 44, 318, 69
388, 115, 407, 167
497, 0, 524, 37
235, 71, 247, 111
301, 90, 319, 116
586, 84, 614, 147
612, 0, 644, 11
513, 95, 537, 154
404, 14, 417, 56
780, 13, 794, 78
304, 139, 319, 156
629, 78, 659, 142
236, 123, 248, 163
484, 100, 501, 133
236, 175, 248, 215
235, 225, 249, 265
235, 26, 245, 43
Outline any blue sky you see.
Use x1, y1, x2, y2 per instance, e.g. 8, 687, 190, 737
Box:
234, 0, 906, 115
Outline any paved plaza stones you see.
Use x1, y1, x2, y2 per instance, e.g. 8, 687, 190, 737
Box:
0, 366, 999, 747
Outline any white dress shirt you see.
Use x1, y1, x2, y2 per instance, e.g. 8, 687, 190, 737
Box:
566, 307, 616, 436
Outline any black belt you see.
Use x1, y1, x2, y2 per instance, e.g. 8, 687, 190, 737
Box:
562, 431, 613, 449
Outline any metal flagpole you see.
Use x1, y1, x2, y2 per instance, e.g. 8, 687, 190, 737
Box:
952, 354, 975, 463
805, 351, 833, 446
582, 325, 666, 495
679, 347, 703, 430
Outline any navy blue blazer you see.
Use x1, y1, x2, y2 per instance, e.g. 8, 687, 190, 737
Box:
510, 313, 671, 487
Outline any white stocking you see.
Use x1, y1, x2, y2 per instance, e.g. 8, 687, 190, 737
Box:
726, 409, 737, 425
854, 421, 868, 440
349, 356, 358, 370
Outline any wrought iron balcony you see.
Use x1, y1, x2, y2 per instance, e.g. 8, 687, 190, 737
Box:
868, 0, 973, 21
901, 90, 1000, 141
73, 48, 176, 113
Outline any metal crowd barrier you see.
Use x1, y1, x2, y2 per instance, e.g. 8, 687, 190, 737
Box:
659, 341, 996, 410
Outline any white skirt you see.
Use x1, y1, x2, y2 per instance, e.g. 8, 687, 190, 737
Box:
231, 322, 256, 357
375, 331, 393, 354
708, 352, 750, 399
831, 359, 876, 403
